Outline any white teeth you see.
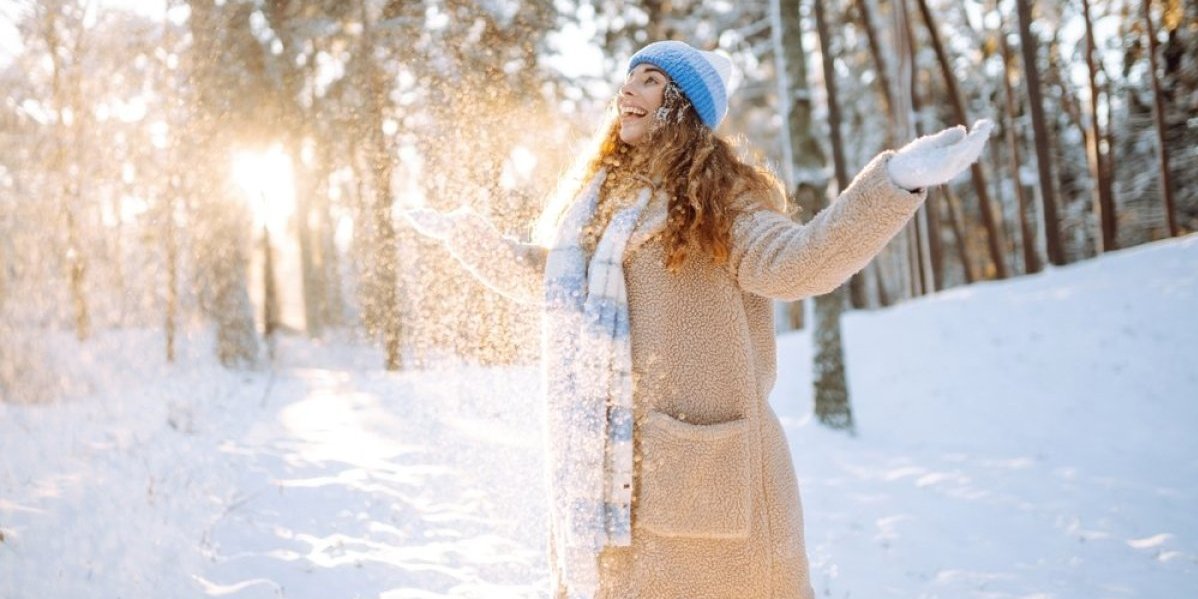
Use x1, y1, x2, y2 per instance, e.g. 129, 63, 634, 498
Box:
622, 107, 647, 117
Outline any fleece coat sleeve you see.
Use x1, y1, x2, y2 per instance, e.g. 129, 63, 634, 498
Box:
441, 211, 547, 305
727, 150, 928, 301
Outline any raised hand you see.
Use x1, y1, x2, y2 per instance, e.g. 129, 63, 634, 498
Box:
886, 119, 995, 191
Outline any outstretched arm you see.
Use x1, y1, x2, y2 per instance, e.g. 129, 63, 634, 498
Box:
729, 120, 992, 300
402, 207, 546, 305
728, 150, 925, 301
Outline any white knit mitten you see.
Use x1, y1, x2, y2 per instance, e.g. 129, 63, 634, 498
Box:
887, 119, 994, 191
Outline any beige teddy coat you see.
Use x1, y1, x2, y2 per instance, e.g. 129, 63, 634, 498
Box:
442, 150, 927, 598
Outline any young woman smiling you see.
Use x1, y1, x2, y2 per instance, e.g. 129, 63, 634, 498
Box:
404, 40, 992, 599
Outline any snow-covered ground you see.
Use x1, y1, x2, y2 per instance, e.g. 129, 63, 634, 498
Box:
2, 233, 1196, 598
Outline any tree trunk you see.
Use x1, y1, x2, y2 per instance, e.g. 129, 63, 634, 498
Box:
889, 0, 918, 302
996, 5, 1040, 275
871, 263, 891, 308
1143, 0, 1179, 238
989, 127, 1013, 275
857, 0, 900, 304
943, 186, 978, 283
1043, 29, 1100, 261
908, 224, 926, 295
295, 163, 321, 337
261, 224, 279, 358
361, 11, 404, 370
42, 3, 90, 340
1015, 0, 1066, 266
161, 9, 180, 364
771, 0, 828, 331
1080, 0, 1117, 252
313, 141, 344, 329
925, 165, 946, 290
811, 0, 855, 433
265, 0, 322, 338
934, 188, 972, 286
853, 0, 896, 148
904, 36, 936, 297
187, 0, 260, 367
890, 0, 915, 142
814, 0, 848, 194
915, 0, 1008, 280
1101, 11, 1117, 246
164, 186, 179, 363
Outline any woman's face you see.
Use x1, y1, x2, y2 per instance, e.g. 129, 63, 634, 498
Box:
618, 64, 669, 145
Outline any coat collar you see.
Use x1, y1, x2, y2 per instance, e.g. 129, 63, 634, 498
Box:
625, 187, 669, 259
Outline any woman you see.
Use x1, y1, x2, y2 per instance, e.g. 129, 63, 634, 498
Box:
404, 40, 992, 599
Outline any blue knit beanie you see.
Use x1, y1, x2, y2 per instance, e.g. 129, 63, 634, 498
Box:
627, 40, 733, 130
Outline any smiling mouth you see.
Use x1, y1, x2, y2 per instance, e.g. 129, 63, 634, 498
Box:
621, 106, 648, 121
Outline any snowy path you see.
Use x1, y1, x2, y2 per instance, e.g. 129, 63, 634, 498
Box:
1, 341, 549, 598
193, 363, 548, 598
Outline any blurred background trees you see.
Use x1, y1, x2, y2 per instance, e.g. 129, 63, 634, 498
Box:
0, 0, 1193, 401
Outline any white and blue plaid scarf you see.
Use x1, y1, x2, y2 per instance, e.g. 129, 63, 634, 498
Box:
543, 170, 651, 598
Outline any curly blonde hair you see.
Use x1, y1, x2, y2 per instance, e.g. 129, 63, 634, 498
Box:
575, 82, 786, 271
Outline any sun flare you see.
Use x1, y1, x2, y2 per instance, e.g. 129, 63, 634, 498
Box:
231, 145, 296, 232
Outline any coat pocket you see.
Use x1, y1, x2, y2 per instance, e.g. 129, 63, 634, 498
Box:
637, 410, 752, 539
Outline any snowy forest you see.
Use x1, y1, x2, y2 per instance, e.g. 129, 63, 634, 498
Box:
0, 0, 1193, 381
1, 0, 1196, 597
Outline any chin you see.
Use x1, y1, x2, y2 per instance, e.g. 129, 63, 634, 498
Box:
618, 121, 644, 145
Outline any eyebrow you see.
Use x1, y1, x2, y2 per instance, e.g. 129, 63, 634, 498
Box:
630, 66, 667, 79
